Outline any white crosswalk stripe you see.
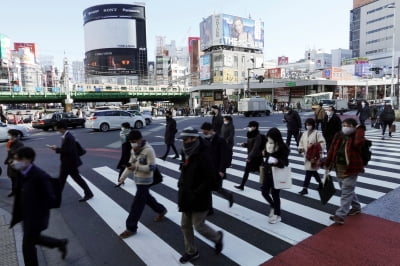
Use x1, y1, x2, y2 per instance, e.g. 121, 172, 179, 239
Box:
66, 127, 400, 265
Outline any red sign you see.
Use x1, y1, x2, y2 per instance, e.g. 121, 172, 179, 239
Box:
265, 68, 281, 79
188, 37, 200, 54
278, 56, 288, 65
14, 43, 38, 57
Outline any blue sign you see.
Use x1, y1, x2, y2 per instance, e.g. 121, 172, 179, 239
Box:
52, 87, 60, 93
13, 86, 21, 92
95, 87, 101, 92
324, 70, 331, 77
35, 87, 42, 92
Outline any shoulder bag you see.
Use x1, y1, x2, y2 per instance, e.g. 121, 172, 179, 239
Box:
271, 165, 292, 189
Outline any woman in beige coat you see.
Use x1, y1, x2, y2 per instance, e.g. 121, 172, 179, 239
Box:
298, 118, 326, 195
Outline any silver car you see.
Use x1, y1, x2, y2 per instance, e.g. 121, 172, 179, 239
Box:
85, 110, 146, 132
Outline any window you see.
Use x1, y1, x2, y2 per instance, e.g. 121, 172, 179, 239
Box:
120, 111, 131, 116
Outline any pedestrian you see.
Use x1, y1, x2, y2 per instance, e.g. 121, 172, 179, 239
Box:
220, 115, 235, 167
115, 122, 132, 186
283, 106, 302, 147
298, 118, 325, 195
211, 105, 223, 136
322, 106, 342, 151
10, 147, 68, 266
369, 101, 378, 128
324, 118, 365, 225
314, 102, 325, 130
177, 127, 223, 263
356, 100, 370, 127
159, 110, 179, 160
119, 130, 167, 238
235, 121, 263, 190
0, 105, 7, 123
296, 101, 302, 113
49, 121, 94, 202
379, 104, 395, 140
200, 122, 234, 210
4, 129, 24, 197
261, 128, 289, 224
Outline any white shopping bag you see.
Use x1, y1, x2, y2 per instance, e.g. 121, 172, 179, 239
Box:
272, 166, 292, 189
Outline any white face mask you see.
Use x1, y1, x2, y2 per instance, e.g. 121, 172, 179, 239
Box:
342, 127, 355, 135
266, 138, 276, 153
12, 160, 29, 171
248, 127, 254, 132
203, 133, 213, 139
306, 126, 313, 131
131, 143, 139, 149
326, 111, 332, 116
361, 103, 366, 107
224, 121, 229, 125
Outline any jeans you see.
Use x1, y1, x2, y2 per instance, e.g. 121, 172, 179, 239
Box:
59, 166, 93, 197
23, 233, 64, 266
261, 176, 281, 216
126, 184, 166, 232
181, 211, 220, 254
335, 175, 361, 218
303, 170, 322, 188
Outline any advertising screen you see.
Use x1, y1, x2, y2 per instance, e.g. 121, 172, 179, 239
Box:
200, 55, 211, 80
85, 48, 139, 75
221, 14, 264, 49
200, 16, 213, 50
278, 56, 288, 65
14, 43, 38, 57
84, 18, 137, 52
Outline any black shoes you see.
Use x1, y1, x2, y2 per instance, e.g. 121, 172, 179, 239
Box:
234, 185, 244, 191
298, 188, 308, 195
79, 194, 93, 202
179, 251, 199, 264
59, 239, 68, 260
173, 155, 180, 159
228, 193, 234, 208
7, 192, 14, 197
215, 231, 223, 254
207, 208, 214, 216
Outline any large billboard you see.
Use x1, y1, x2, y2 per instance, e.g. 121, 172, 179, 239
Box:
200, 55, 211, 80
83, 4, 147, 76
14, 43, 38, 57
200, 16, 213, 50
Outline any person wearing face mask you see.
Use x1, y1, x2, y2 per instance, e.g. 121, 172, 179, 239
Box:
298, 118, 326, 195
356, 100, 370, 127
159, 110, 179, 160
324, 118, 365, 225
220, 115, 235, 166
283, 106, 302, 147
261, 128, 289, 224
10, 147, 68, 265
322, 106, 342, 151
4, 129, 24, 197
115, 122, 132, 186
177, 127, 223, 263
235, 121, 264, 190
200, 122, 234, 211
211, 105, 223, 136
49, 121, 93, 203
119, 130, 167, 239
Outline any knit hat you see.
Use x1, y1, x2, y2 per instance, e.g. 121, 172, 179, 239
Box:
178, 127, 199, 139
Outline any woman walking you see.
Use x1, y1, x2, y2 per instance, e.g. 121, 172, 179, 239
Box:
379, 104, 395, 140
298, 118, 326, 195
261, 128, 289, 224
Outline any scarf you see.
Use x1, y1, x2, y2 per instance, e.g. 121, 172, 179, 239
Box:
183, 139, 200, 159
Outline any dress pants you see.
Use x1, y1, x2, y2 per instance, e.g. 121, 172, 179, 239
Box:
22, 233, 64, 266
59, 166, 93, 197
286, 129, 299, 147
163, 143, 179, 157
303, 170, 322, 188
126, 184, 166, 232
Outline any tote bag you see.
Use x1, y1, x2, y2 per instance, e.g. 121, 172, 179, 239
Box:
318, 171, 336, 205
272, 166, 292, 189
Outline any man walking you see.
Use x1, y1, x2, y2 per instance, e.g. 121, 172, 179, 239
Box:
220, 115, 235, 167
322, 106, 342, 151
159, 110, 179, 160
283, 106, 302, 147
211, 105, 223, 136
10, 147, 68, 266
314, 102, 325, 130
356, 100, 370, 127
177, 127, 223, 263
49, 121, 93, 202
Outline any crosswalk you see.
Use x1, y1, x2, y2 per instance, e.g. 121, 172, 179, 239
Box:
66, 127, 400, 266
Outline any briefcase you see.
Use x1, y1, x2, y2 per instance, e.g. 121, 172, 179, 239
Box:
318, 172, 336, 205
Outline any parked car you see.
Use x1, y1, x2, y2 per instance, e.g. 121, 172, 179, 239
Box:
126, 110, 153, 125
32, 112, 85, 131
85, 110, 146, 132
0, 122, 31, 141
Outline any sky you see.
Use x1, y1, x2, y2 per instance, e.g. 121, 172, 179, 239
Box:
0, 0, 353, 67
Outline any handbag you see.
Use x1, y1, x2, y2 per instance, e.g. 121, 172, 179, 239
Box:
259, 165, 265, 184
318, 171, 336, 205
390, 124, 396, 133
271, 166, 292, 189
151, 167, 163, 186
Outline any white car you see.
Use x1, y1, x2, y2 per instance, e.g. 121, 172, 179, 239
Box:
126, 110, 153, 125
0, 122, 31, 141
85, 110, 146, 132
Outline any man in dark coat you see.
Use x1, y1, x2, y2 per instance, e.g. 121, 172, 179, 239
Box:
10, 147, 68, 266
211, 105, 223, 136
201, 122, 234, 210
177, 127, 223, 263
322, 106, 342, 151
356, 100, 370, 127
160, 111, 179, 160
49, 121, 93, 202
220, 115, 235, 167
283, 107, 302, 147
4, 129, 24, 197
379, 104, 395, 139
116, 122, 132, 185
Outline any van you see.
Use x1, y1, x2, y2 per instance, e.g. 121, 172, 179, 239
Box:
85, 110, 146, 132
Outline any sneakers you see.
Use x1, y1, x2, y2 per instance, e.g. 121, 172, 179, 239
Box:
119, 230, 136, 239
268, 215, 281, 224
298, 188, 308, 195
329, 215, 345, 225
268, 208, 275, 218
347, 208, 361, 216
179, 251, 199, 263
215, 231, 223, 254
154, 209, 167, 222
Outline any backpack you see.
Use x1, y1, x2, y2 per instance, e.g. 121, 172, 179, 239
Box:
361, 139, 372, 166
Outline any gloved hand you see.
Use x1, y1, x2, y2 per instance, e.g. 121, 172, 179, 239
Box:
268, 156, 278, 164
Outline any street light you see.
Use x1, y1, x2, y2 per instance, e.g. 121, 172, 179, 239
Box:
387, 3, 396, 96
